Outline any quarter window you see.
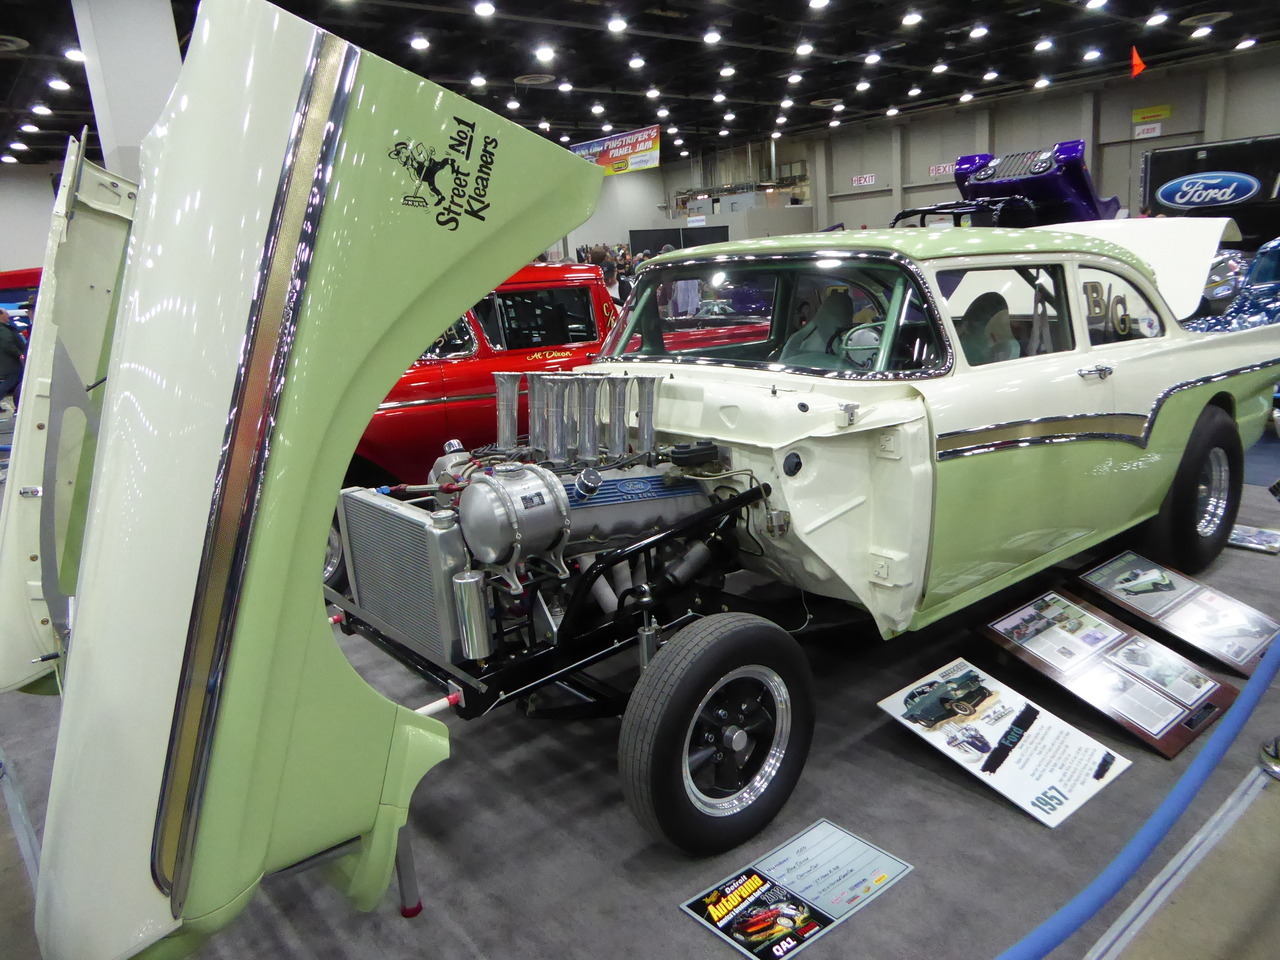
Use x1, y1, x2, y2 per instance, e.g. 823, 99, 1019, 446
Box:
1077, 267, 1164, 345
473, 286, 597, 350
936, 264, 1074, 366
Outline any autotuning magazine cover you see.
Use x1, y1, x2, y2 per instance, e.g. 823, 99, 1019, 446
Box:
878, 658, 1131, 826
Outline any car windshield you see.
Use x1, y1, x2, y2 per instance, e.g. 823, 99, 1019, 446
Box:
599, 256, 947, 377
1249, 247, 1280, 286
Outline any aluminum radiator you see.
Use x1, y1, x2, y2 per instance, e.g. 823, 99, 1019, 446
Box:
337, 487, 468, 665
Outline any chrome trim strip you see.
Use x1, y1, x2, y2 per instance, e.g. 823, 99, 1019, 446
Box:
377, 391, 496, 412
151, 35, 359, 914
937, 355, 1280, 462
603, 251, 954, 381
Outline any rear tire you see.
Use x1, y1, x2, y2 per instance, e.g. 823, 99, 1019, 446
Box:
618, 613, 814, 855
1145, 405, 1242, 574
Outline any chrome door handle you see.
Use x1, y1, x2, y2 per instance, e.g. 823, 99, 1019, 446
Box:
1077, 364, 1113, 380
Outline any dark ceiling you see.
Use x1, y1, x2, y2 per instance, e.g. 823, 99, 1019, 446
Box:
2, 0, 1277, 170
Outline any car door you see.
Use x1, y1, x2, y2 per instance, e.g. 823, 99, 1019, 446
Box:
913, 257, 1135, 622
440, 279, 605, 444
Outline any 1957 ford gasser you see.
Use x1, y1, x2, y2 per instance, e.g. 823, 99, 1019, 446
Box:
2, 1, 1278, 958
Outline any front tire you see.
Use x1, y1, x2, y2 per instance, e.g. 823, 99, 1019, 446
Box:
618, 613, 814, 855
1146, 405, 1242, 574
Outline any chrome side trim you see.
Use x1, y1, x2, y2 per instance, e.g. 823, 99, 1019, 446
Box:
377, 391, 496, 412
151, 34, 359, 914
937, 355, 1280, 462
602, 251, 954, 381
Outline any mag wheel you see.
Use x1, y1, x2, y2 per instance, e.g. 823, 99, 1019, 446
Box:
618, 613, 814, 855
951, 700, 977, 717
1147, 405, 1242, 573
323, 515, 348, 593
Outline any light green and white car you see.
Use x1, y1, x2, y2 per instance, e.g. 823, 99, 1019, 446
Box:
2, 2, 1278, 959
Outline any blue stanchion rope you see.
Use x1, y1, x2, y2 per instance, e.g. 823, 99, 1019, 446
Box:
995, 627, 1280, 960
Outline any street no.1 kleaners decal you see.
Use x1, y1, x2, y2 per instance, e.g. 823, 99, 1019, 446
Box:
1156, 171, 1260, 209
388, 114, 500, 230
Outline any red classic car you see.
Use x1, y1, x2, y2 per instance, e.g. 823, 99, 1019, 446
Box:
351, 261, 618, 485
0, 267, 41, 339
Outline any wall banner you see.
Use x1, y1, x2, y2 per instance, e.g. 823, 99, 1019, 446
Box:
570, 124, 660, 176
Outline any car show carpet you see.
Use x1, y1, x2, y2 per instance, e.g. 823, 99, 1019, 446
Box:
0, 491, 1277, 960
1243, 430, 1280, 487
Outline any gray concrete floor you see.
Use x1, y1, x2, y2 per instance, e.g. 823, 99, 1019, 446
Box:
2, 444, 1279, 960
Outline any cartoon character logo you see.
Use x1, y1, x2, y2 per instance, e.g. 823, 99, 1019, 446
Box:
388, 140, 459, 208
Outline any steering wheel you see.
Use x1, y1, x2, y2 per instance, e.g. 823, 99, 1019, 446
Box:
834, 321, 885, 368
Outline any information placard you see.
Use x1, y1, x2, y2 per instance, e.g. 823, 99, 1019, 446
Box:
1080, 551, 1279, 675
984, 590, 1238, 757
682, 820, 911, 959
1228, 524, 1280, 554
878, 658, 1130, 826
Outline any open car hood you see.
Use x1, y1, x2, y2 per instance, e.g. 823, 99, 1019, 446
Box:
4, 1, 602, 958
1032, 217, 1242, 320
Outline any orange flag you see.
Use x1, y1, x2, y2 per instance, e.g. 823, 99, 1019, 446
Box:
1131, 46, 1146, 77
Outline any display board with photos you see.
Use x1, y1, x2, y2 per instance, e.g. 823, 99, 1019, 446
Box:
681, 819, 912, 959
878, 658, 1130, 826
1080, 551, 1279, 676
984, 590, 1239, 758
1227, 524, 1280, 554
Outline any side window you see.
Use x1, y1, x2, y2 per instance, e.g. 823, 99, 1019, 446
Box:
423, 317, 475, 359
937, 264, 1074, 366
1078, 267, 1164, 345
492, 286, 596, 349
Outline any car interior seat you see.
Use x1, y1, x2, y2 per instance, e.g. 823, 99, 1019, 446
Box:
780, 289, 854, 361
956, 292, 1008, 366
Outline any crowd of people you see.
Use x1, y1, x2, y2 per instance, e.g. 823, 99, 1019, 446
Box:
571, 240, 679, 305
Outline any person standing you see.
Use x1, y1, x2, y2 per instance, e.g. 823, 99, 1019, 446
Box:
0, 308, 25, 413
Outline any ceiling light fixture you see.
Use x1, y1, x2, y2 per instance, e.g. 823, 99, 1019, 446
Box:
908, 87, 922, 97
607, 17, 626, 33
886, 107, 900, 116
667, 126, 678, 134
1236, 38, 1256, 49
0, 155, 16, 164
1191, 26, 1212, 38
809, 0, 829, 8
1035, 39, 1053, 51
48, 79, 71, 91
538, 119, 550, 130
1086, 0, 1107, 7
628, 55, 644, 69
64, 48, 85, 62
959, 91, 974, 103
1083, 48, 1101, 61
865, 52, 882, 64
1034, 76, 1051, 88
797, 42, 814, 56
775, 115, 787, 124
470, 74, 486, 86
674, 138, 684, 145
856, 80, 871, 91
720, 65, 735, 77
31, 105, 52, 116
771, 130, 782, 139
780, 98, 794, 108
591, 103, 604, 114
931, 62, 948, 73
646, 87, 660, 98
19, 123, 38, 133
829, 119, 840, 127
559, 134, 570, 142
558, 80, 573, 92
602, 123, 613, 132
410, 35, 429, 50
719, 128, 729, 136
535, 45, 554, 62
656, 107, 670, 118
984, 69, 999, 80
903, 11, 922, 26
970, 25, 988, 39
833, 103, 845, 112
787, 73, 802, 84
1146, 13, 1168, 26
474, 2, 495, 16
506, 98, 520, 110
9, 142, 28, 150
724, 112, 736, 121
713, 91, 726, 102
704, 29, 721, 44
680, 149, 690, 156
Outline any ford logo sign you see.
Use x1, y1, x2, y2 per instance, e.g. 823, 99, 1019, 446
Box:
1156, 171, 1260, 209
617, 479, 652, 495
